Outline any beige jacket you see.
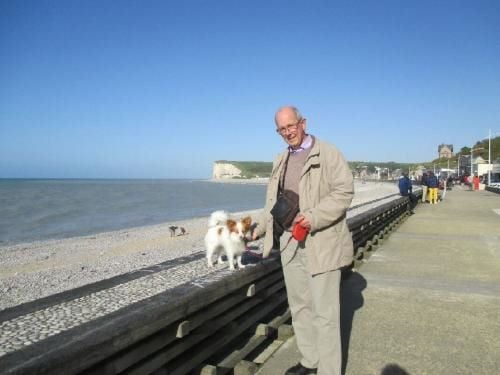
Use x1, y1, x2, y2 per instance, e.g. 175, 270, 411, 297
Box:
255, 137, 354, 275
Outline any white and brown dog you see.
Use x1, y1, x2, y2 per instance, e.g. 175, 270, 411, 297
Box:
205, 210, 252, 270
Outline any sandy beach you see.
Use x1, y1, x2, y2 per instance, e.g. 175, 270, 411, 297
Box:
0, 180, 400, 311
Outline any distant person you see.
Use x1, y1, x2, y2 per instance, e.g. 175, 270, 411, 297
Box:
462, 174, 470, 189
421, 172, 428, 203
168, 225, 178, 237
398, 172, 416, 214
447, 175, 453, 189
252, 106, 354, 375
180, 227, 187, 235
440, 176, 447, 200
467, 175, 473, 191
473, 175, 480, 190
427, 172, 439, 204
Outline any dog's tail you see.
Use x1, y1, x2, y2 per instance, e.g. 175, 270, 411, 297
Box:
208, 210, 229, 227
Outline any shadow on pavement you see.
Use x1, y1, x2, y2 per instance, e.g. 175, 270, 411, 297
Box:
381, 363, 411, 374
340, 269, 367, 375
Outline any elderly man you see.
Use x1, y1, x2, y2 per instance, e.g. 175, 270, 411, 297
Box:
253, 106, 354, 375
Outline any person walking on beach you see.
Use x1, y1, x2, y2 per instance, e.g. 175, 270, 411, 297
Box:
252, 106, 354, 375
168, 226, 178, 237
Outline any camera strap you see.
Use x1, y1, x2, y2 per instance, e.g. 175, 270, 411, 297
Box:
278, 151, 291, 195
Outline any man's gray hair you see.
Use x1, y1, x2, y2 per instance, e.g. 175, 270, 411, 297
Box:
275, 105, 304, 124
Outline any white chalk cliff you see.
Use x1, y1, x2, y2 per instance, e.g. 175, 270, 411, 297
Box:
212, 162, 242, 179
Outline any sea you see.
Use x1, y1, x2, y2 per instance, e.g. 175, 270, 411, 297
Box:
0, 179, 267, 246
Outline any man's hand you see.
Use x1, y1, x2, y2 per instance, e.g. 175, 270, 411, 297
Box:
294, 214, 311, 230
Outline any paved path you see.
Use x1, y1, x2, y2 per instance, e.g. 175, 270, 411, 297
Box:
258, 188, 500, 374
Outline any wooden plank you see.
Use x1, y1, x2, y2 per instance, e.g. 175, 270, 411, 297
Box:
123, 287, 287, 375
253, 339, 285, 364
162, 294, 288, 375
217, 335, 267, 369
84, 272, 285, 374
234, 360, 259, 375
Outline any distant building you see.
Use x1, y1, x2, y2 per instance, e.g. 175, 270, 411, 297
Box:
374, 167, 392, 180
459, 155, 488, 176
353, 165, 369, 179
415, 165, 428, 179
438, 144, 454, 159
474, 156, 488, 176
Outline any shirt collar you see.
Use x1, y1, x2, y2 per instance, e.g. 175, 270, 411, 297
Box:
288, 134, 313, 154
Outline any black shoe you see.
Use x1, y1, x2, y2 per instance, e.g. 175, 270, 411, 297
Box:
285, 362, 318, 375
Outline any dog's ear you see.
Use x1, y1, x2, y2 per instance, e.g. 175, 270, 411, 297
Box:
242, 216, 252, 230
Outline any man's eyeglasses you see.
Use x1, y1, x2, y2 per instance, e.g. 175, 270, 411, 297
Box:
276, 120, 302, 135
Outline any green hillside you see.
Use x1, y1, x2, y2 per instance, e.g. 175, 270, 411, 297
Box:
430, 136, 500, 167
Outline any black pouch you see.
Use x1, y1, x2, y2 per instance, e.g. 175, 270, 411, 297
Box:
270, 189, 299, 233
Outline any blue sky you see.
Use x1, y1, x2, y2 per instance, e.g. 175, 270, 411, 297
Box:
1, 0, 499, 178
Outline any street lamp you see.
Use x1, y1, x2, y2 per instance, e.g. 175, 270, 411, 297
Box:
470, 146, 484, 178
458, 153, 472, 176
489, 129, 491, 184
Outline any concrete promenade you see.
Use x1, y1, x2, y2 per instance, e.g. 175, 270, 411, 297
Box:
257, 188, 500, 374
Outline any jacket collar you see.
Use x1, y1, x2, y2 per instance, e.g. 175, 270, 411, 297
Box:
276, 136, 321, 176
288, 134, 314, 154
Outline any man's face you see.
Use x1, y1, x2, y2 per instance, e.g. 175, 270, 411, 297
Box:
275, 108, 307, 149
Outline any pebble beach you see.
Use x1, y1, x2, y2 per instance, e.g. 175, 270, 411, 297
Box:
0, 180, 400, 311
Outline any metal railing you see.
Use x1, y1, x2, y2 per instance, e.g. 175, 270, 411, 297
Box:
485, 185, 500, 194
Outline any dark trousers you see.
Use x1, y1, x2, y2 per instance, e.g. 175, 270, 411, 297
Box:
402, 193, 417, 211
